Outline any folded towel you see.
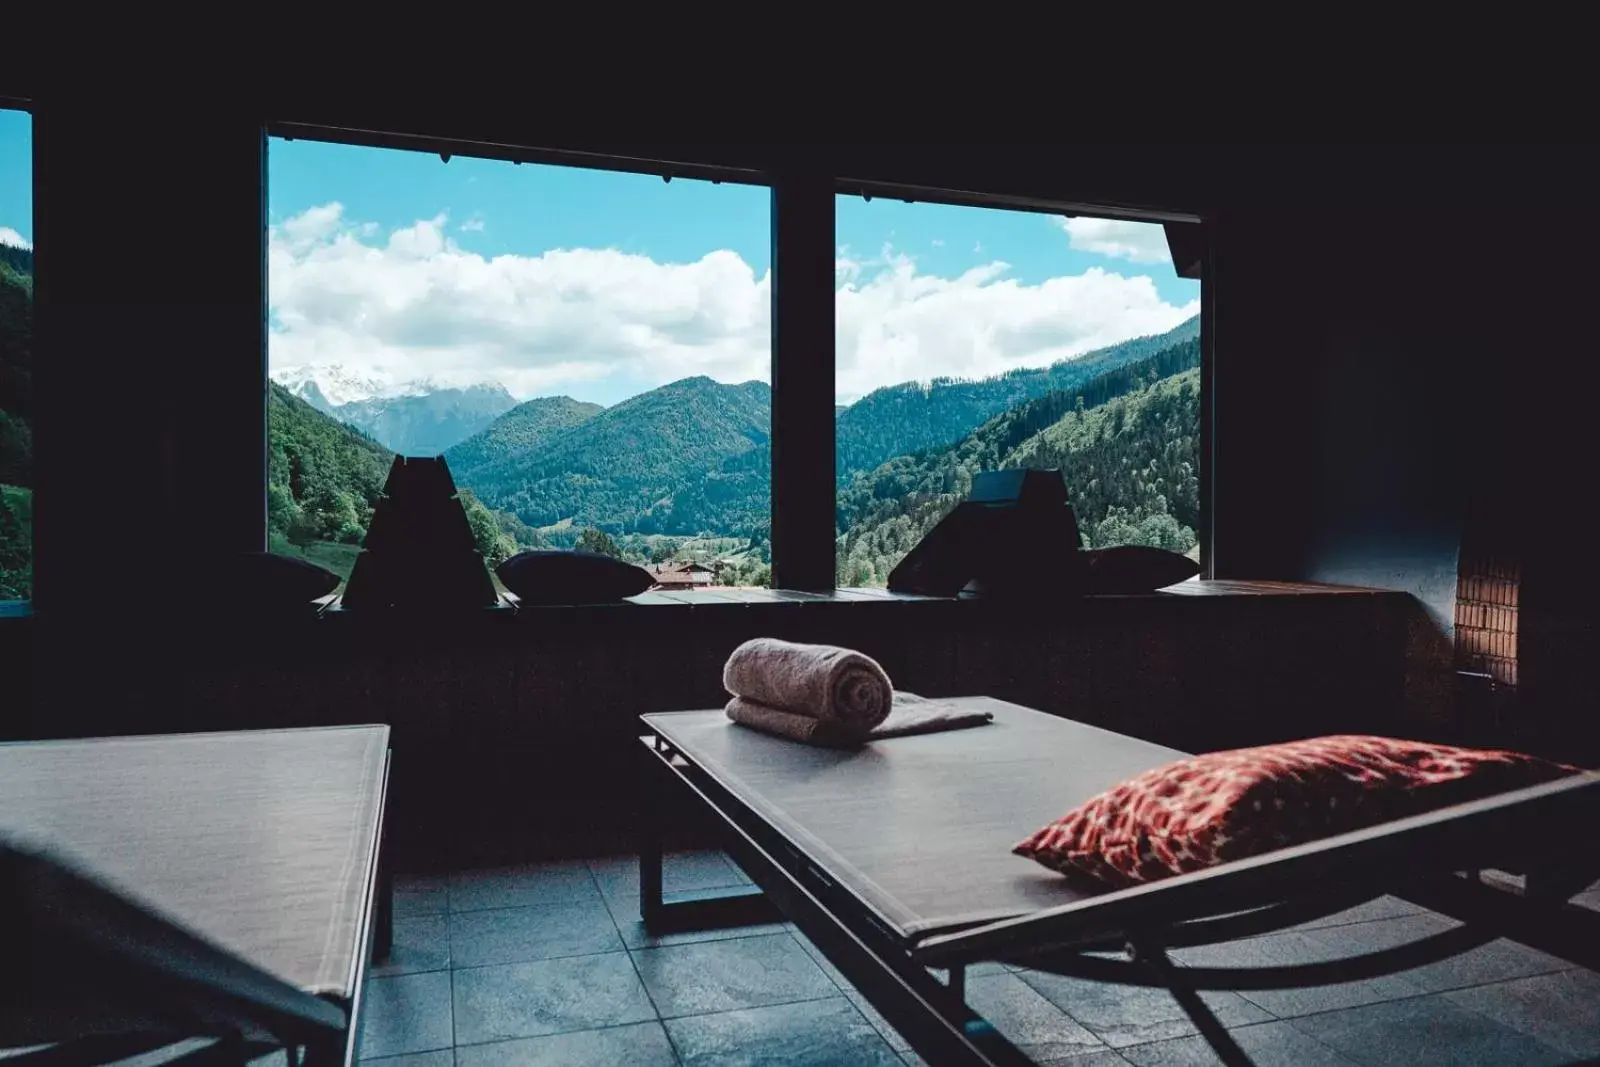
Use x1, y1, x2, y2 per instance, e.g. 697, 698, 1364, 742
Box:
726, 691, 995, 747
722, 638, 893, 733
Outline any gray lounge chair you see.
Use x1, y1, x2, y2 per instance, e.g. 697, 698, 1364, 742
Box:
637, 698, 1600, 1067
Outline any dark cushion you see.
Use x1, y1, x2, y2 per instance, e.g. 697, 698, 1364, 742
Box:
1081, 545, 1199, 593
215, 552, 342, 606
496, 550, 655, 605
1015, 735, 1582, 887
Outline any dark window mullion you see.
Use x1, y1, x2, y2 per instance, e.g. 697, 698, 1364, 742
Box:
769, 169, 836, 591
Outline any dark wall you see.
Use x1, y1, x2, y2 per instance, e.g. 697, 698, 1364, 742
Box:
1212, 198, 1475, 629
6, 92, 1594, 752
1209, 146, 1597, 755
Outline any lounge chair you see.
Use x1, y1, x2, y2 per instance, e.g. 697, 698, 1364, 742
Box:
637, 698, 1600, 1067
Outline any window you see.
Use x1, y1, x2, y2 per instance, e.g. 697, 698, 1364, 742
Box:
266, 137, 773, 589
0, 107, 32, 604
833, 197, 1203, 587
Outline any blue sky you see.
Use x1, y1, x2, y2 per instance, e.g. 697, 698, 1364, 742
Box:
0, 109, 31, 248
0, 120, 1200, 405
266, 137, 1195, 304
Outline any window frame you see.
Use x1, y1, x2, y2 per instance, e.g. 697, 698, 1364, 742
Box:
255, 126, 1210, 597
829, 179, 1209, 586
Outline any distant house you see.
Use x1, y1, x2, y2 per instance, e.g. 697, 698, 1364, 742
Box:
646, 560, 716, 591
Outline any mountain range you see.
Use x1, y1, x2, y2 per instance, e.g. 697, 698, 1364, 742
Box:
836, 336, 1201, 584
273, 366, 517, 455
263, 312, 1202, 579
835, 315, 1199, 478
438, 315, 1200, 539
444, 377, 771, 536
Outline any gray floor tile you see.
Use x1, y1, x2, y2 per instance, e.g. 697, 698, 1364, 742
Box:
963, 972, 1105, 1062
371, 916, 450, 977
1289, 994, 1571, 1066
1033, 1052, 1137, 1067
789, 928, 1009, 998
936, 962, 1011, 979
603, 889, 789, 949
359, 1053, 452, 1067
453, 1021, 678, 1067
1120, 1021, 1358, 1066
449, 862, 599, 913
633, 931, 838, 1018
589, 850, 751, 900
393, 875, 450, 919
665, 997, 901, 1066
1299, 913, 1572, 994
359, 971, 454, 1059
1017, 968, 1273, 1048
790, 929, 852, 988
451, 952, 655, 1045
1173, 929, 1426, 1018
1287, 894, 1427, 932
844, 990, 910, 1052
449, 899, 622, 968
1445, 969, 1600, 1059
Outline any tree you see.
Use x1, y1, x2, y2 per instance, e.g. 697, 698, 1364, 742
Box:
576, 526, 623, 559
0, 488, 31, 601
0, 409, 31, 487
461, 491, 518, 565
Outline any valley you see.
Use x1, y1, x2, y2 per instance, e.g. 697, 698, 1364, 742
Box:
0, 231, 1202, 600
264, 315, 1202, 587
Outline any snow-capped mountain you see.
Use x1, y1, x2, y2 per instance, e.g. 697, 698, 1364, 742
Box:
270, 364, 518, 454
270, 364, 408, 408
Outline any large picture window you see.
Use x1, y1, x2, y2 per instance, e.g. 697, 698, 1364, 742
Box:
266, 138, 773, 588
0, 107, 32, 604
833, 198, 1202, 587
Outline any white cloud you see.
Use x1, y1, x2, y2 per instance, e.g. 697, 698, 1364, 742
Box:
280, 202, 344, 250
269, 204, 771, 401
0, 226, 31, 250
931, 238, 944, 248
834, 249, 1198, 403
459, 215, 486, 233
1059, 216, 1172, 264
268, 204, 1198, 405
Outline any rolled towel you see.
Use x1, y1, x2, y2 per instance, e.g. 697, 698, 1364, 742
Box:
722, 637, 893, 733
726, 691, 995, 747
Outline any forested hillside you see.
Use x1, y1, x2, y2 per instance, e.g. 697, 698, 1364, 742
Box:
267, 383, 521, 577
834, 315, 1199, 480
0, 243, 32, 599
268, 382, 394, 549
836, 337, 1200, 586
308, 383, 518, 455
443, 395, 604, 490
457, 376, 771, 535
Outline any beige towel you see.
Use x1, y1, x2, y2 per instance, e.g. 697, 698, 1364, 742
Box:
722, 637, 893, 732
726, 691, 995, 747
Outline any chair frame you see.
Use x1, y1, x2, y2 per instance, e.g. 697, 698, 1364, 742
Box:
638, 724, 1600, 1067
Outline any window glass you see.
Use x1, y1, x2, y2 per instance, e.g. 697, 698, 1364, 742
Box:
834, 199, 1202, 586
266, 139, 773, 590
0, 107, 33, 603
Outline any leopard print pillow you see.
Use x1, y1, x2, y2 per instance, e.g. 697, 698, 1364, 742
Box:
1014, 735, 1580, 887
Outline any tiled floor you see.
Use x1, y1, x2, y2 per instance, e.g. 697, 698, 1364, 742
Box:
362, 855, 1600, 1066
